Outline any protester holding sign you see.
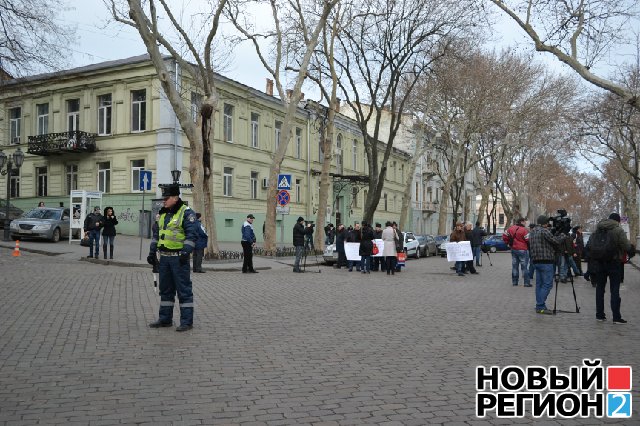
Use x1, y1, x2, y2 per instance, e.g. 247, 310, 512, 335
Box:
450, 222, 467, 276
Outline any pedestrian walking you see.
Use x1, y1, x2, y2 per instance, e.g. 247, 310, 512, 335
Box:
147, 184, 198, 332
381, 221, 397, 275
503, 217, 531, 286
529, 215, 566, 315
83, 206, 104, 258
101, 206, 119, 259
193, 213, 208, 273
587, 213, 634, 324
241, 214, 258, 273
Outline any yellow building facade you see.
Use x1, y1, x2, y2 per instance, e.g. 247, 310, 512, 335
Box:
0, 56, 408, 243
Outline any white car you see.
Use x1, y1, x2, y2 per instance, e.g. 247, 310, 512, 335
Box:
323, 243, 338, 264
401, 231, 420, 258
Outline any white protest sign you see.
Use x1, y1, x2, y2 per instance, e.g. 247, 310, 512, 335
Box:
446, 241, 473, 262
345, 243, 361, 260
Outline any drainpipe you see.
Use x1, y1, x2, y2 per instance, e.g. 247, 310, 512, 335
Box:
173, 59, 180, 171
306, 109, 312, 219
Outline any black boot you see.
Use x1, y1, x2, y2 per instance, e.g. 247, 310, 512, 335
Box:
110, 245, 114, 259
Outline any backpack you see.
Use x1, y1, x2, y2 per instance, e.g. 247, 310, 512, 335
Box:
588, 228, 616, 261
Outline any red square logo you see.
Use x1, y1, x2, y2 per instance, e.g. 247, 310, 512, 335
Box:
607, 366, 632, 391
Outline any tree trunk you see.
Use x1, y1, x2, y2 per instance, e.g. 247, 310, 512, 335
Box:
314, 104, 336, 251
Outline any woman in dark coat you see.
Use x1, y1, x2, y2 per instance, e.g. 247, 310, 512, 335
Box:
102, 206, 119, 259
359, 221, 375, 274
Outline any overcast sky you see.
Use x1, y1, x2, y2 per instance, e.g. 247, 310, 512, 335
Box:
62, 0, 633, 96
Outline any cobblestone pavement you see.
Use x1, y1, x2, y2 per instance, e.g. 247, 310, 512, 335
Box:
0, 247, 638, 425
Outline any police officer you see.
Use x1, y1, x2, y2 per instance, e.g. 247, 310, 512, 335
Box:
147, 184, 198, 332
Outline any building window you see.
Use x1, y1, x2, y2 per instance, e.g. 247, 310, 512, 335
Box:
9, 107, 21, 144
10, 168, 20, 198
400, 164, 404, 184
223, 167, 233, 196
131, 159, 145, 192
319, 135, 324, 163
275, 120, 282, 150
393, 195, 397, 212
131, 89, 146, 132
499, 213, 505, 225
36, 103, 49, 135
250, 172, 258, 199
427, 186, 432, 202
295, 179, 301, 203
415, 182, 419, 201
352, 186, 358, 208
392, 161, 397, 181
336, 134, 343, 174
66, 164, 78, 195
223, 103, 233, 142
36, 167, 48, 197
191, 92, 202, 123
98, 94, 112, 135
352, 139, 357, 171
67, 99, 80, 132
98, 161, 111, 193
251, 113, 259, 148
384, 193, 388, 211
225, 219, 234, 227
295, 128, 302, 159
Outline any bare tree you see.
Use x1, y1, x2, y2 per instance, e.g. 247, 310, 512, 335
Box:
107, 0, 228, 256
489, 0, 640, 110
333, 0, 480, 225
0, 0, 75, 76
227, 0, 338, 252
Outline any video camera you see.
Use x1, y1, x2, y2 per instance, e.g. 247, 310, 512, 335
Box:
549, 209, 572, 235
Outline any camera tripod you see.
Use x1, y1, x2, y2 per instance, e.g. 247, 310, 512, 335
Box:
481, 249, 493, 266
552, 254, 580, 314
303, 247, 322, 273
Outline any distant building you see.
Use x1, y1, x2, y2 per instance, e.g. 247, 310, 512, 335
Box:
0, 55, 409, 242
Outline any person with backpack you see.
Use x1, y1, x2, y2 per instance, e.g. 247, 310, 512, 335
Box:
587, 213, 634, 324
528, 215, 567, 314
502, 217, 530, 286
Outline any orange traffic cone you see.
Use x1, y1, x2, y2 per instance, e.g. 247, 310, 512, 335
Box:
12, 240, 21, 257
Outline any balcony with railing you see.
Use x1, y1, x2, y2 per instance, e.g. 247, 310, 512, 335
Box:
27, 131, 97, 156
412, 201, 438, 212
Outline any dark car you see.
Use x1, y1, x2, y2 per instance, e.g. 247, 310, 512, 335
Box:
0, 199, 24, 228
416, 234, 437, 257
9, 207, 72, 242
435, 235, 449, 257
481, 234, 510, 253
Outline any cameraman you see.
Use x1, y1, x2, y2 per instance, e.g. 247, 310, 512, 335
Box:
529, 215, 567, 315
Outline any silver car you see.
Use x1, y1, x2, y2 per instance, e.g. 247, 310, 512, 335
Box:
10, 207, 72, 242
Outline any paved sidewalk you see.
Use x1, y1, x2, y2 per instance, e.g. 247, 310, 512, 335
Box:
0, 243, 638, 424
0, 235, 313, 272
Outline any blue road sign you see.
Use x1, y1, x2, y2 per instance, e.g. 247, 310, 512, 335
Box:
140, 170, 152, 191
277, 174, 292, 190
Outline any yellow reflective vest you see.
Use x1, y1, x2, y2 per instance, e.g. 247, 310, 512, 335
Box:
157, 205, 187, 250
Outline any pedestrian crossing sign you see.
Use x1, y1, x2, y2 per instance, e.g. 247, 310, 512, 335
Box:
277, 174, 292, 190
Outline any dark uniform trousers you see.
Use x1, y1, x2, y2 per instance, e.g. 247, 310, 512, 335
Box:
158, 254, 194, 326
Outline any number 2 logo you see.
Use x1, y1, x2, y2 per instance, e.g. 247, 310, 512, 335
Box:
607, 393, 632, 418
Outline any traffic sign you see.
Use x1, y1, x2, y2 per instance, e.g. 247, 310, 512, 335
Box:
140, 170, 152, 191
276, 206, 290, 215
276, 189, 290, 206
277, 174, 292, 190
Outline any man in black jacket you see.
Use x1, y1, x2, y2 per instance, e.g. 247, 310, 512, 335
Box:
471, 221, 487, 267
293, 216, 306, 272
334, 224, 347, 268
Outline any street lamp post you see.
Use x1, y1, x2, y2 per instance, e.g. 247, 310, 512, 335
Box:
171, 169, 181, 184
0, 147, 25, 241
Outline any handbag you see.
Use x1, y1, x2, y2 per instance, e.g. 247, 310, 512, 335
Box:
372, 244, 379, 255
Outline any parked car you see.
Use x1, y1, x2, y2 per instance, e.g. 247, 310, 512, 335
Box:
481, 234, 510, 253
436, 235, 449, 257
416, 234, 437, 257
323, 243, 338, 265
401, 231, 420, 258
9, 207, 72, 242
0, 199, 24, 228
